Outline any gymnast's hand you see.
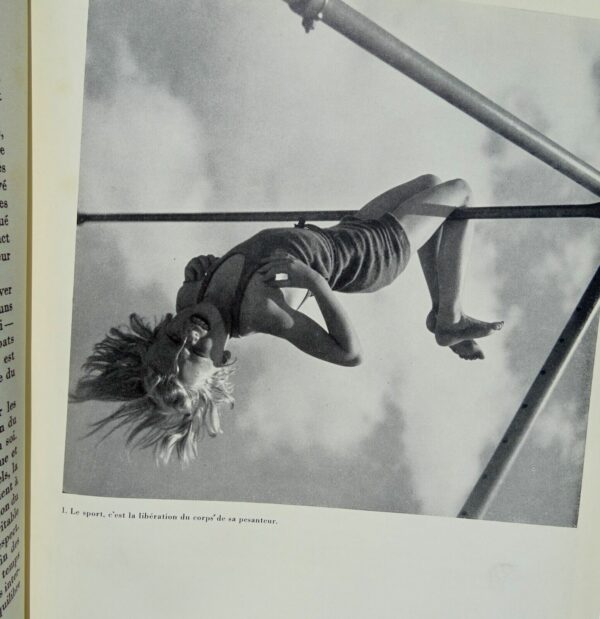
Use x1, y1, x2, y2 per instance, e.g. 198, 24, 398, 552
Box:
258, 251, 320, 289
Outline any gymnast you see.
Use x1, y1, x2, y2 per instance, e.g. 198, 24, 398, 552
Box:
73, 175, 503, 462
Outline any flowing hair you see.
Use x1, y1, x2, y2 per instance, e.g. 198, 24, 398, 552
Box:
71, 313, 234, 465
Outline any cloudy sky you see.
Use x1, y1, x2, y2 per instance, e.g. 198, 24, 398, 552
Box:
63, 0, 600, 526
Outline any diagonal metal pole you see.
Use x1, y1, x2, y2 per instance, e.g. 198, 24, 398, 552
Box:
458, 266, 600, 520
283, 0, 600, 197
76, 203, 600, 225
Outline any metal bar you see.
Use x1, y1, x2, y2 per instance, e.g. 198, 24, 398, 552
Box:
283, 0, 600, 197
458, 266, 600, 520
77, 203, 600, 225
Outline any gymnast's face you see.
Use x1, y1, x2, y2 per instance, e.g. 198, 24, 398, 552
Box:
147, 303, 230, 389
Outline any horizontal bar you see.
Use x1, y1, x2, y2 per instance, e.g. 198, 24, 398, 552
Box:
284, 0, 600, 197
458, 265, 600, 520
77, 203, 600, 225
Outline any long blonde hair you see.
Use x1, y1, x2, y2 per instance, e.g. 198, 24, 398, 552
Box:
71, 313, 234, 464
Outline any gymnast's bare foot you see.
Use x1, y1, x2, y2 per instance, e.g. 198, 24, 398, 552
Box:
434, 313, 503, 347
426, 310, 484, 360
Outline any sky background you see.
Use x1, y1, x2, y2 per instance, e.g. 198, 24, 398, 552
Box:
63, 0, 600, 526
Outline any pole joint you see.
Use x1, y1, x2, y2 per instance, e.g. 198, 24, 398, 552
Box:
284, 0, 329, 32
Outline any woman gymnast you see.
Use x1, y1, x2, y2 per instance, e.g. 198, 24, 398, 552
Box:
73, 174, 503, 462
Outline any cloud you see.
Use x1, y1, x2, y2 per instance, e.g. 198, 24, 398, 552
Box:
79, 38, 215, 294
533, 400, 586, 465
530, 232, 599, 312
81, 39, 211, 214
234, 236, 516, 516
479, 17, 600, 196
476, 10, 600, 523
67, 1, 600, 525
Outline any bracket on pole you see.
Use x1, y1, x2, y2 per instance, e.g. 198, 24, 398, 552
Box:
285, 0, 329, 32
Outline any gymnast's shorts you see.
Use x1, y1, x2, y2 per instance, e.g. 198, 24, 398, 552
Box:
316, 212, 411, 293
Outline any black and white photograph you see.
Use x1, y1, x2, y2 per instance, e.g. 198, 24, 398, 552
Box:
64, 0, 600, 527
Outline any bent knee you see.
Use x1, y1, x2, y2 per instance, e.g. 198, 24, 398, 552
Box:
447, 178, 472, 203
418, 174, 442, 189
447, 178, 471, 193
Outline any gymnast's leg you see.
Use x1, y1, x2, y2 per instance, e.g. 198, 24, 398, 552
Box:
419, 227, 484, 360
357, 176, 485, 359
356, 174, 443, 220
388, 178, 503, 348
357, 176, 448, 320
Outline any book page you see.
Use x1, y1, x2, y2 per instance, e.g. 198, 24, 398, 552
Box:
31, 0, 600, 617
464, 0, 600, 19
0, 1, 28, 619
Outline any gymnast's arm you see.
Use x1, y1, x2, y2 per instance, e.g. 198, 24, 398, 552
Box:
257, 255, 362, 367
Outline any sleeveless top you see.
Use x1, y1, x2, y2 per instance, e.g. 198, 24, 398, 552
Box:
176, 214, 410, 338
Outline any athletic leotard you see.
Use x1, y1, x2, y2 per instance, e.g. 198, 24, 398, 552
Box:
176, 214, 411, 338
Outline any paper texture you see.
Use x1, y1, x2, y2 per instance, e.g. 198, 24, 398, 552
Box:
0, 1, 28, 618
31, 0, 600, 617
